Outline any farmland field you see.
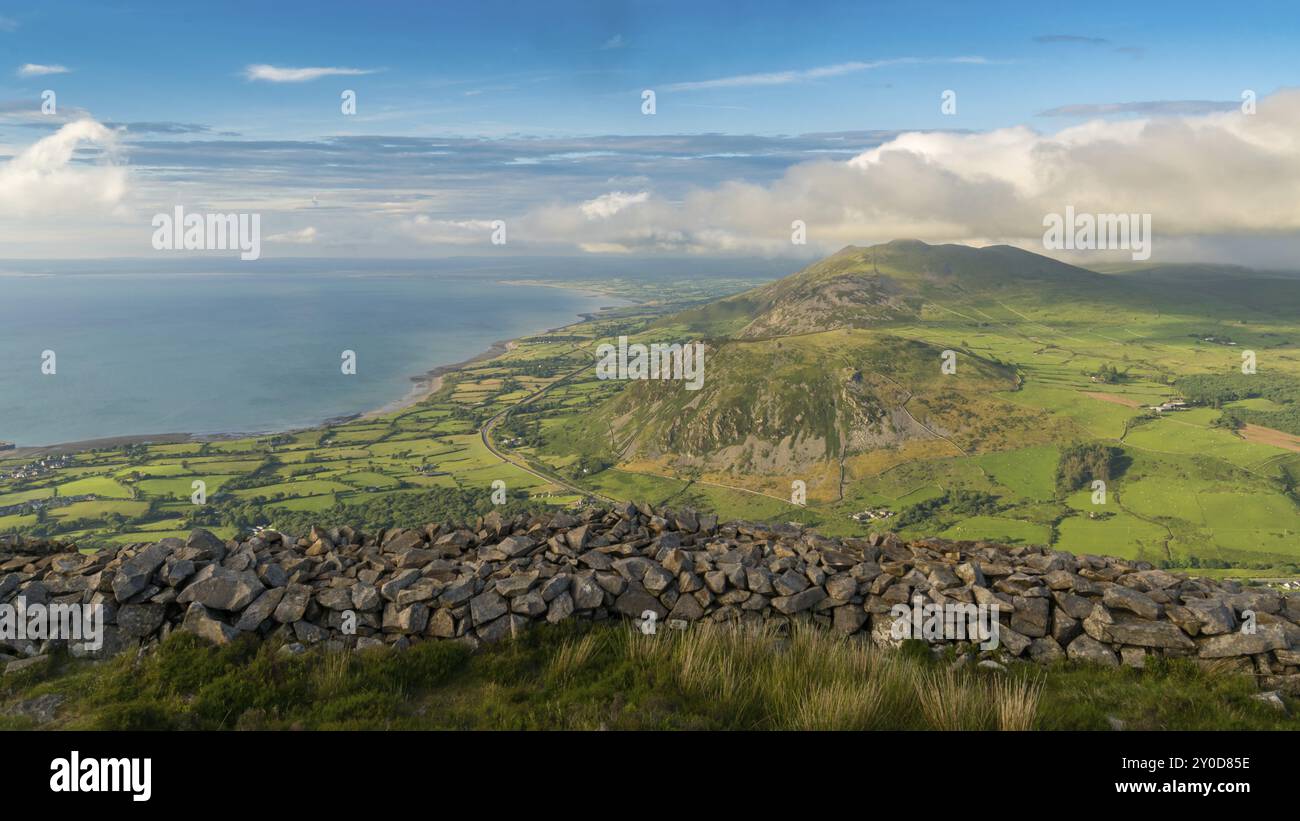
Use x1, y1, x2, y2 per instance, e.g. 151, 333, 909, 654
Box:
2, 257, 1298, 578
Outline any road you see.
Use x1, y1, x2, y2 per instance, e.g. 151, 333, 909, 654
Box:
478, 356, 617, 503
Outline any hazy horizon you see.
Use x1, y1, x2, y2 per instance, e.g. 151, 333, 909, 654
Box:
4, 1, 1300, 266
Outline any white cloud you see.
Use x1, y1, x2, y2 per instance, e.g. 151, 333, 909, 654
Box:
244, 64, 377, 83
521, 89, 1300, 257
601, 34, 625, 50
580, 190, 648, 219
266, 226, 318, 244
663, 57, 989, 91
17, 63, 70, 77
0, 119, 127, 216
0, 16, 19, 32
396, 215, 498, 245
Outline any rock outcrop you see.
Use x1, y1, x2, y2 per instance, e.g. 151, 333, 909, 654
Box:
2, 504, 1298, 692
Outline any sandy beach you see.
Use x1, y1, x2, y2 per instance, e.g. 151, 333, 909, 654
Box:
358, 339, 519, 420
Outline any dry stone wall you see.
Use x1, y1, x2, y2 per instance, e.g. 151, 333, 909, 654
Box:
2, 504, 1299, 693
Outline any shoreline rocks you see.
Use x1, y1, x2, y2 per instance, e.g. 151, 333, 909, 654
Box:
2, 506, 1298, 692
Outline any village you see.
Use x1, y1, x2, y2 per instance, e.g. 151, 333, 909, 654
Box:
0, 453, 72, 482
850, 507, 894, 524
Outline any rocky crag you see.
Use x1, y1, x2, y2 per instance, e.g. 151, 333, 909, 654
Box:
2, 504, 1298, 692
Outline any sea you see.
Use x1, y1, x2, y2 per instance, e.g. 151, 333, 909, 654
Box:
0, 258, 629, 447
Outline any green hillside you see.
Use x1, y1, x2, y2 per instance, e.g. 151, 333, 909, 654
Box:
4, 241, 1298, 576
557, 240, 1300, 570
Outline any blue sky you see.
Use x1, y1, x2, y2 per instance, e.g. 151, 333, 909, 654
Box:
5, 0, 1294, 136
2, 0, 1300, 261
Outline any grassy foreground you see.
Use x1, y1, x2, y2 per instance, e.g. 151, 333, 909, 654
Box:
2, 622, 1296, 731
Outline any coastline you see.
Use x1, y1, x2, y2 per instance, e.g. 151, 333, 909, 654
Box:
5, 289, 631, 459
356, 338, 518, 420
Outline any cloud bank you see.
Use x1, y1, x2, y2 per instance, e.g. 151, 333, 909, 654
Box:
517, 89, 1300, 258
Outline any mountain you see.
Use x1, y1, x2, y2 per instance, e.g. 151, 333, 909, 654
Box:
670, 239, 1105, 338
570, 241, 1083, 487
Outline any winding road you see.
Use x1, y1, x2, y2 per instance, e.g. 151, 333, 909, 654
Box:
478, 355, 617, 503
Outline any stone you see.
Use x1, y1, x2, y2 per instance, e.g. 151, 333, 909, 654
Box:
477, 613, 529, 643
612, 557, 651, 582
571, 575, 605, 609
1051, 610, 1082, 645
546, 592, 575, 624
293, 620, 330, 644
614, 584, 668, 620
1067, 634, 1119, 667
1197, 624, 1288, 658
1164, 604, 1201, 637
825, 574, 857, 602
21, 506, 1296, 676
178, 566, 265, 612
4, 655, 49, 676
772, 587, 826, 615
833, 604, 868, 634
996, 625, 1032, 657
427, 608, 457, 638
1051, 590, 1094, 620
1274, 649, 1300, 666
273, 584, 311, 623
539, 574, 570, 602
511, 590, 547, 617
470, 590, 508, 625
577, 550, 612, 570
565, 525, 591, 551
181, 602, 238, 645
1181, 597, 1236, 635
496, 536, 535, 558
642, 563, 675, 594
1027, 637, 1065, 663
773, 569, 809, 596
1102, 585, 1162, 620
1010, 596, 1049, 638
668, 593, 705, 622
110, 542, 172, 602
384, 603, 429, 634
1105, 619, 1195, 650
115, 603, 165, 639
437, 577, 475, 607
185, 529, 227, 562
380, 569, 421, 601
235, 588, 286, 631
1251, 690, 1287, 713
4, 693, 64, 723
351, 584, 381, 611
955, 562, 985, 587
395, 548, 439, 568
704, 571, 728, 595
162, 558, 196, 587
316, 587, 354, 611
1120, 647, 1148, 668
396, 581, 439, 607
